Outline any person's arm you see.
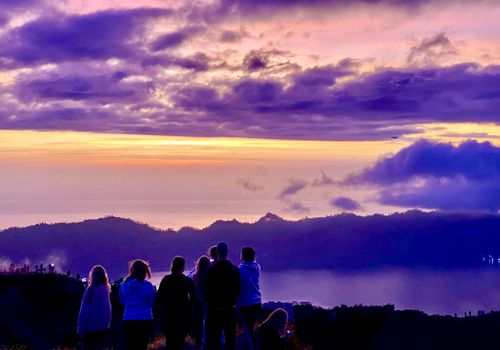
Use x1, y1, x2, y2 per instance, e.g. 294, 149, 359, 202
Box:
77, 288, 90, 337
235, 268, 241, 297
119, 281, 128, 305
146, 281, 156, 308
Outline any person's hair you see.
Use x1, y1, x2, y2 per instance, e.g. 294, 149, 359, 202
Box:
241, 246, 255, 262
217, 242, 229, 260
260, 308, 288, 336
171, 256, 185, 274
125, 259, 151, 282
208, 245, 218, 261
88, 265, 111, 291
193, 255, 210, 284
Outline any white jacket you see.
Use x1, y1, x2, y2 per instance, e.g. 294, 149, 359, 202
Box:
237, 261, 262, 307
77, 285, 112, 336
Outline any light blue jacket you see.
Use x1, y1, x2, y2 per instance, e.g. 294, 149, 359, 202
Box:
237, 261, 262, 307
119, 278, 155, 320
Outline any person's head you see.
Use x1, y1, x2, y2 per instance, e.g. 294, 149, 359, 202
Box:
196, 255, 211, 273
88, 265, 111, 290
241, 246, 256, 262
208, 245, 218, 262
126, 259, 151, 282
260, 308, 288, 336
217, 242, 229, 260
194, 255, 211, 283
171, 256, 185, 274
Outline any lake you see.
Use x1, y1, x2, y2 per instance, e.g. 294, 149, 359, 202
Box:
151, 268, 500, 316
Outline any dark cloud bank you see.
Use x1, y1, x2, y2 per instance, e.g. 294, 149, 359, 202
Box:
345, 139, 500, 212
0, 4, 498, 140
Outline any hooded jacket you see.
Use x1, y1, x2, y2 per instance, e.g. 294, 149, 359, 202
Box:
237, 261, 262, 307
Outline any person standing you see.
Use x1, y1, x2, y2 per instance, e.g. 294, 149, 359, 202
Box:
192, 255, 211, 350
156, 256, 196, 350
237, 247, 262, 350
77, 265, 112, 350
119, 259, 155, 350
204, 242, 240, 350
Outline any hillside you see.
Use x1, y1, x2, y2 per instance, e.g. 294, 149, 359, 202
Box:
1, 211, 500, 277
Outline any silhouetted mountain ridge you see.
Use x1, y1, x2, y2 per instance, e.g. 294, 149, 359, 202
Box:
2, 211, 500, 277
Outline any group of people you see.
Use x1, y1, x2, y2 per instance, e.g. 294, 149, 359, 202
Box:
77, 242, 290, 350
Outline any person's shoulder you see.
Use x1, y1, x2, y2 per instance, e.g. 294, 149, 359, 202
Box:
143, 280, 155, 289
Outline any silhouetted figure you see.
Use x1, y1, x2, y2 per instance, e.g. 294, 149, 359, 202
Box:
9, 262, 15, 273
258, 308, 290, 350
204, 242, 240, 350
76, 272, 81, 281
193, 255, 211, 350
67, 269, 72, 277
237, 247, 262, 350
48, 263, 55, 273
156, 256, 195, 350
119, 259, 155, 350
209, 245, 218, 264
77, 265, 112, 350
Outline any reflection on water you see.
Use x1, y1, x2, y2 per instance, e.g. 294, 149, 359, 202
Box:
152, 268, 500, 315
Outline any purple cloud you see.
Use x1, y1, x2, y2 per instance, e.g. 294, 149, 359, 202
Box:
0, 8, 171, 68
219, 29, 247, 43
236, 178, 261, 192
312, 170, 336, 187
346, 139, 500, 184
330, 196, 362, 211
407, 32, 458, 66
283, 201, 310, 214
14, 72, 153, 104
278, 178, 308, 199
150, 26, 205, 52
345, 140, 500, 212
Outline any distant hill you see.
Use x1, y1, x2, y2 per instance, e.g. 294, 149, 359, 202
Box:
1, 211, 500, 277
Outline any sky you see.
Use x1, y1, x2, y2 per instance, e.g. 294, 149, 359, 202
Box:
0, 0, 499, 229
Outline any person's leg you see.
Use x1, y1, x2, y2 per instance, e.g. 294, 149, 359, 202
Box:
206, 308, 222, 350
123, 321, 138, 350
193, 302, 203, 349
222, 308, 237, 350
240, 304, 261, 350
165, 320, 187, 350
139, 320, 153, 350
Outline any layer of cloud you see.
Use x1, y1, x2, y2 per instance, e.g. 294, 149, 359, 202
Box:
345, 140, 500, 212
312, 170, 336, 187
330, 196, 362, 211
0, 3, 499, 141
236, 178, 261, 192
278, 178, 308, 199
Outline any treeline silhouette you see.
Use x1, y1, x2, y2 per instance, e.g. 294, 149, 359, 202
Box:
1, 211, 500, 277
2, 273, 500, 350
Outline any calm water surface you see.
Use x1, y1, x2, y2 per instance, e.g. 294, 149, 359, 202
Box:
152, 268, 500, 316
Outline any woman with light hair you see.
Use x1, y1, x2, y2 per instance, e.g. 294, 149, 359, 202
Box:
258, 308, 290, 350
77, 265, 112, 350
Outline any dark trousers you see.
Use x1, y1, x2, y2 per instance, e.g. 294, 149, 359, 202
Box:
82, 329, 111, 350
123, 320, 152, 350
164, 317, 189, 350
239, 303, 262, 350
206, 306, 237, 350
193, 301, 206, 349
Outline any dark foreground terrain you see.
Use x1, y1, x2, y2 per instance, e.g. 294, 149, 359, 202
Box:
1, 274, 500, 350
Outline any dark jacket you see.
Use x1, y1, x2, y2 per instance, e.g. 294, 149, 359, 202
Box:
204, 260, 240, 308
156, 273, 195, 325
